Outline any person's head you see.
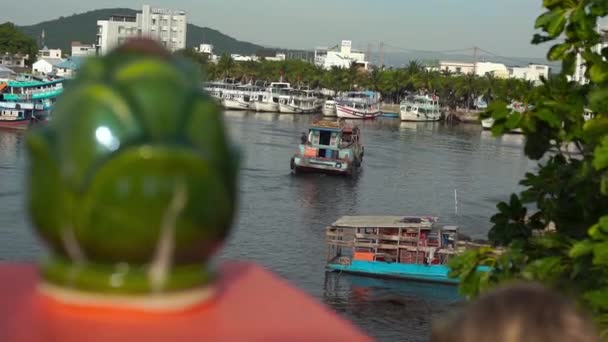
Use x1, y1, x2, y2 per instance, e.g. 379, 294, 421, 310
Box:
432, 282, 598, 342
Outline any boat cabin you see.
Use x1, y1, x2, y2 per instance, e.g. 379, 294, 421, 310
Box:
326, 216, 459, 266
303, 120, 359, 159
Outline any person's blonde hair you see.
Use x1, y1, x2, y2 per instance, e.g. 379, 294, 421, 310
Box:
432, 282, 599, 342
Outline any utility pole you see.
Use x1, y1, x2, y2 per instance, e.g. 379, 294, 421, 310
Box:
366, 43, 372, 67
472, 46, 478, 76
379, 41, 385, 69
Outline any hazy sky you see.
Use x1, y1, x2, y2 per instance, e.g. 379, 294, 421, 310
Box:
1, 0, 549, 58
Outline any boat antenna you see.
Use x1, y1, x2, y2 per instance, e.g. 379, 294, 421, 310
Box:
454, 189, 458, 215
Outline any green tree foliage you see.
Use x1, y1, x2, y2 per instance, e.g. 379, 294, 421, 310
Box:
0, 22, 37, 64
448, 0, 608, 337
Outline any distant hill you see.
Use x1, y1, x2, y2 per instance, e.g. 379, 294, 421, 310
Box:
16, 8, 265, 55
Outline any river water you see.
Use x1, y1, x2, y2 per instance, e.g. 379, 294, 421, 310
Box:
0, 111, 533, 341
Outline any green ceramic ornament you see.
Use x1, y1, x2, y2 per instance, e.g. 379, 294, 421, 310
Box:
26, 39, 239, 308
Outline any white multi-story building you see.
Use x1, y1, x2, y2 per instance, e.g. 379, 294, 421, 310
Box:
573, 25, 608, 84
438, 61, 475, 74
96, 5, 187, 55
38, 47, 62, 59
71, 41, 97, 56
510, 64, 550, 84
195, 43, 214, 54
315, 40, 368, 70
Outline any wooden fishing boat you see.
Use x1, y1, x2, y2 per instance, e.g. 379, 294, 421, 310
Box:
290, 119, 363, 176
326, 216, 488, 284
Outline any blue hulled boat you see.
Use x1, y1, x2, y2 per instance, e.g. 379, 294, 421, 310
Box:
326, 216, 482, 284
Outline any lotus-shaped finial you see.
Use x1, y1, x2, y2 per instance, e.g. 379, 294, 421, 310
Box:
26, 39, 239, 303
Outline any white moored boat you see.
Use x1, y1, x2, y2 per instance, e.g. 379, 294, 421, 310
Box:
400, 95, 441, 122
335, 91, 382, 120
322, 99, 336, 117
250, 82, 290, 112
279, 89, 322, 114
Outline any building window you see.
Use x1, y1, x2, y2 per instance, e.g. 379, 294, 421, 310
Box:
97, 25, 102, 34
118, 26, 124, 34
152, 18, 157, 25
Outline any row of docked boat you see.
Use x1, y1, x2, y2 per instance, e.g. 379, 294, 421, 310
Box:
0, 75, 64, 129
204, 80, 385, 119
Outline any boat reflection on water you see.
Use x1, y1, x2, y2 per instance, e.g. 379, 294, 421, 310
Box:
223, 110, 248, 119
0, 129, 25, 161
254, 112, 279, 121
324, 272, 461, 304
480, 130, 525, 147
399, 121, 439, 132
323, 272, 461, 340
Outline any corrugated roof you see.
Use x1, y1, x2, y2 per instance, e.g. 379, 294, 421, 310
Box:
55, 56, 85, 70
36, 58, 64, 66
0, 65, 15, 74
331, 216, 438, 228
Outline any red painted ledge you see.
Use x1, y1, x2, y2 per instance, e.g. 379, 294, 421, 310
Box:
0, 262, 372, 342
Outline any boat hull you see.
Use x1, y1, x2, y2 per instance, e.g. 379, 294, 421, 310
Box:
222, 98, 249, 110
400, 111, 441, 122
482, 118, 523, 133
291, 156, 353, 176
322, 107, 336, 117
327, 260, 457, 284
279, 104, 318, 114
251, 101, 279, 112
0, 118, 32, 130
336, 105, 381, 120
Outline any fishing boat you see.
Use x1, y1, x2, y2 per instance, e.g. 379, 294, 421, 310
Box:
250, 82, 291, 112
399, 95, 441, 122
0, 76, 63, 129
326, 216, 484, 284
290, 119, 363, 176
336, 91, 382, 120
481, 102, 529, 133
322, 99, 337, 117
279, 89, 322, 114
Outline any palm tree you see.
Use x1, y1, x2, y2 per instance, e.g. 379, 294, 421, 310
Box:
217, 53, 235, 79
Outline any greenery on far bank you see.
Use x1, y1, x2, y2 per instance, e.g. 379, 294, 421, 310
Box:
447, 0, 608, 337
175, 48, 540, 108
0, 22, 37, 65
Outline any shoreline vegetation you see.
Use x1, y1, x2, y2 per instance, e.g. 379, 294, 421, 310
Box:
175, 49, 542, 121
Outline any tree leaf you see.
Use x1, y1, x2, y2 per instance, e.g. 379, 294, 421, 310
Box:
570, 239, 594, 258
548, 43, 571, 61
593, 137, 608, 170
536, 108, 562, 127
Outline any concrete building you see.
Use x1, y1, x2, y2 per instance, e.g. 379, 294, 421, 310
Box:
0, 53, 28, 68
438, 61, 475, 74
573, 25, 608, 84
475, 62, 510, 78
96, 5, 187, 55
265, 53, 286, 62
195, 43, 214, 54
38, 47, 62, 59
54, 56, 85, 78
231, 54, 259, 62
32, 58, 64, 75
71, 41, 96, 56
315, 40, 368, 70
510, 64, 550, 84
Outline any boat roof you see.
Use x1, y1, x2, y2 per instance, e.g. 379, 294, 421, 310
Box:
331, 216, 439, 228
310, 119, 357, 132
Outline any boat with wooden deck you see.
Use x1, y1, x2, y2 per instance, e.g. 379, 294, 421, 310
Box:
0, 76, 63, 129
290, 120, 363, 176
326, 216, 482, 284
